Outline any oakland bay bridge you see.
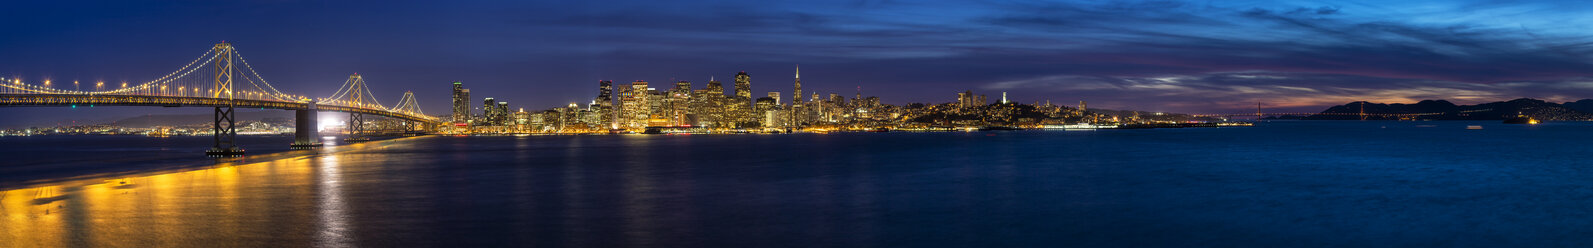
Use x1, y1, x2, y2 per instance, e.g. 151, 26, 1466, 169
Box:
0, 42, 437, 156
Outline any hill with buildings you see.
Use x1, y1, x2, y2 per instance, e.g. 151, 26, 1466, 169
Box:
1306, 98, 1593, 121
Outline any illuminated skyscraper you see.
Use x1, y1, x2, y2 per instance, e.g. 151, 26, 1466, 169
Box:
668, 81, 692, 126
646, 87, 666, 126
620, 81, 651, 129
734, 72, 752, 100
702, 79, 726, 127
483, 98, 500, 125
451, 81, 469, 123
792, 65, 802, 107
790, 65, 802, 125
497, 101, 509, 126
730, 72, 753, 127
596, 80, 614, 129
768, 92, 781, 106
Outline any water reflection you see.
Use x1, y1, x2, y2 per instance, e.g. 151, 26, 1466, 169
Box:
316, 155, 349, 248
0, 137, 416, 247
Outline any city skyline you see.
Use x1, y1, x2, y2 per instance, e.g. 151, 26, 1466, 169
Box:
10, 1, 1593, 126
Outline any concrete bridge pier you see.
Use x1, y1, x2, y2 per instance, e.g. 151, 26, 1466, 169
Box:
290, 103, 323, 149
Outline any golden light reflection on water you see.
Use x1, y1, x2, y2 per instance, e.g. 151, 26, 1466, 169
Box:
0, 136, 425, 247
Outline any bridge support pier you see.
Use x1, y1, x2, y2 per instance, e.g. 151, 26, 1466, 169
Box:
205, 106, 245, 157
345, 112, 369, 142
291, 104, 322, 149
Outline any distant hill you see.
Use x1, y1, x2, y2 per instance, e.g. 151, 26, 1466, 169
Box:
1307, 98, 1593, 121
108, 110, 294, 128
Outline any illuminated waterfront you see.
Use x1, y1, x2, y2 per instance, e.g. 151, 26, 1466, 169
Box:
5, 121, 1593, 246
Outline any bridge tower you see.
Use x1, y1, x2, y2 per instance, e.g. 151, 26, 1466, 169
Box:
345, 74, 370, 142
1256, 102, 1262, 118
205, 42, 244, 157
1359, 102, 1367, 121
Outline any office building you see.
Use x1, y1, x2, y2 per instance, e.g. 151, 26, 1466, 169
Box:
451, 81, 469, 123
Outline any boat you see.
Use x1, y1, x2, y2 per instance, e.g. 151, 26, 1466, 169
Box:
1467, 125, 1483, 130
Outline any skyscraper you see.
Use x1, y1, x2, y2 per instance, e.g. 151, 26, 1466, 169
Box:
451, 81, 469, 123
669, 81, 692, 126
791, 66, 802, 108
731, 72, 753, 128
734, 72, 751, 101
706, 79, 725, 98
596, 80, 615, 129
497, 102, 509, 126
620, 81, 650, 129
703, 79, 726, 128
483, 98, 499, 125
790, 66, 803, 125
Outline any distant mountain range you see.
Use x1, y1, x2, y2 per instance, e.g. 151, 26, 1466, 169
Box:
1305, 98, 1593, 121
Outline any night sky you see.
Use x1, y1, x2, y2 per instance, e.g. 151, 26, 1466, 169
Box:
6, 0, 1593, 127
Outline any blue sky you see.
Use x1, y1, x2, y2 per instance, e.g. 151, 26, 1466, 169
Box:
6, 0, 1593, 126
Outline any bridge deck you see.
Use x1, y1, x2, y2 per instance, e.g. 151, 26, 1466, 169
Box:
0, 94, 435, 123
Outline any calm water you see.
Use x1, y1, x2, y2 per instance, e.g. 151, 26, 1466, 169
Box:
4, 121, 1593, 247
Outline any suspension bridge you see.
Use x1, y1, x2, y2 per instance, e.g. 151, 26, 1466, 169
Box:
0, 42, 437, 156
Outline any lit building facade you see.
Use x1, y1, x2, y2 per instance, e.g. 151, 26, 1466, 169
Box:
596, 80, 614, 129
451, 81, 469, 124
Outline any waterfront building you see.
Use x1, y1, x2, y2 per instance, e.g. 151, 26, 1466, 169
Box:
755, 97, 778, 128
512, 109, 530, 131
766, 109, 787, 129
620, 81, 650, 129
